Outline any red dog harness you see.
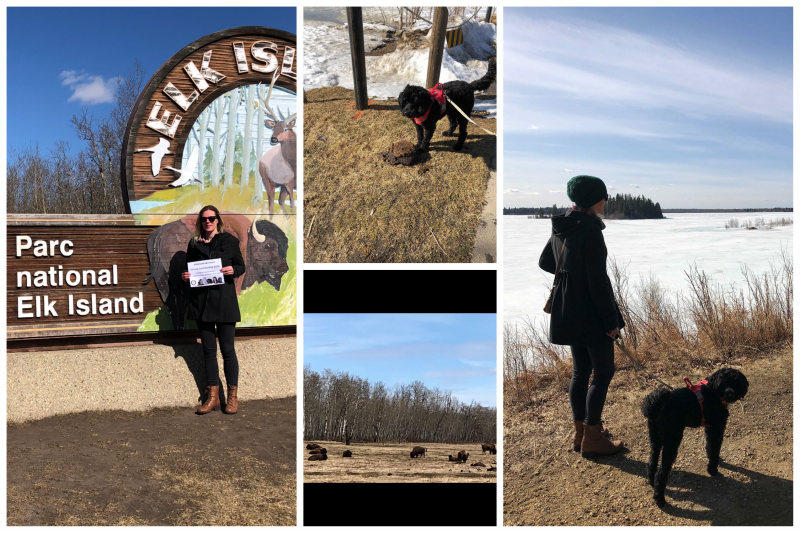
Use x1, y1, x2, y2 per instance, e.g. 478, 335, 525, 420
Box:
684, 378, 728, 427
414, 83, 447, 125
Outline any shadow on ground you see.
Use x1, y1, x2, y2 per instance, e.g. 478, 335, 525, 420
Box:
303, 86, 496, 263
8, 397, 297, 526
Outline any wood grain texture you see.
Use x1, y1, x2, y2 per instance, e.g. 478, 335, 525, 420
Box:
7, 225, 162, 330
121, 27, 298, 208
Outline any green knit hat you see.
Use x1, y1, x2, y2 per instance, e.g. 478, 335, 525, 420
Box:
567, 175, 608, 209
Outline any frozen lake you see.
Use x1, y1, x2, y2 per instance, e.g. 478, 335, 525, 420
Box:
504, 212, 793, 327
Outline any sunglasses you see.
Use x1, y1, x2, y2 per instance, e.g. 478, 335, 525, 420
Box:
201, 216, 217, 223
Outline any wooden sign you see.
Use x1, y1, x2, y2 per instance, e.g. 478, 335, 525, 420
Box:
121, 26, 297, 205
120, 26, 298, 332
7, 216, 162, 339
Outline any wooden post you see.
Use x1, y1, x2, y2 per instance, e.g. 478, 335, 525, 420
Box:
346, 7, 369, 111
426, 7, 448, 89
484, 7, 493, 23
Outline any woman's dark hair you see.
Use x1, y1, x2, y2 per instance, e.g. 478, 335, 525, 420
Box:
192, 205, 225, 240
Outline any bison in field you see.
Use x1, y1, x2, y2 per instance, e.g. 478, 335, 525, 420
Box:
482, 443, 497, 455
308, 453, 328, 461
309, 448, 327, 455
307, 443, 322, 450
343, 450, 352, 457
458, 450, 470, 463
410, 446, 427, 458
142, 213, 289, 329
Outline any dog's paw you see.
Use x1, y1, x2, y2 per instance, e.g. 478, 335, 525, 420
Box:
654, 495, 667, 508
707, 465, 719, 476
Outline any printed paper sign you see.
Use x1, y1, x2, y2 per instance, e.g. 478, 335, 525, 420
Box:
187, 258, 224, 287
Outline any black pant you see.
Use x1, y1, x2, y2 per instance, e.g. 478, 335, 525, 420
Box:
197, 320, 238, 388
569, 337, 615, 425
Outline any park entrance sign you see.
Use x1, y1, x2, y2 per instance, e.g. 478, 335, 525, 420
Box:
8, 27, 297, 348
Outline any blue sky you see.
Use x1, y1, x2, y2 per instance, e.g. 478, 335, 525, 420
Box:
304, 314, 497, 407
504, 7, 792, 209
7, 7, 296, 152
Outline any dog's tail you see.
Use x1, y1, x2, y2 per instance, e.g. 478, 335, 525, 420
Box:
470, 57, 496, 92
641, 388, 671, 420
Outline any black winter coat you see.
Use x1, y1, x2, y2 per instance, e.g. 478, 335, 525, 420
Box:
185, 232, 246, 323
538, 210, 624, 346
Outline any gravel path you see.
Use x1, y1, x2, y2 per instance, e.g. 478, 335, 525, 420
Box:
504, 345, 793, 526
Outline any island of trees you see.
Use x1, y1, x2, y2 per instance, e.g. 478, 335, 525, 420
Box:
503, 193, 664, 219
303, 366, 496, 445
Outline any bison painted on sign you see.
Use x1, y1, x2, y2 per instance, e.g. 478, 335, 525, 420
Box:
482, 443, 497, 455
142, 213, 289, 329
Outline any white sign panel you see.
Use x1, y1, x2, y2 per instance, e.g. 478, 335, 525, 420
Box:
187, 258, 224, 287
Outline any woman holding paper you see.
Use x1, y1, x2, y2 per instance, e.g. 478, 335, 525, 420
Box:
181, 206, 246, 415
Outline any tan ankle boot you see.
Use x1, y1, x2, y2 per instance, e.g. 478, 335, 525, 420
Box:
572, 421, 610, 452
572, 420, 584, 452
196, 386, 220, 415
223, 386, 239, 415
581, 423, 623, 458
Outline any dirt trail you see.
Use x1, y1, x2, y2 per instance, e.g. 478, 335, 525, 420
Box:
8, 398, 296, 526
504, 346, 792, 526
303, 440, 497, 483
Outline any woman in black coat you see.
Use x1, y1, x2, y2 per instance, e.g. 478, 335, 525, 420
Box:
181, 205, 246, 415
539, 176, 625, 457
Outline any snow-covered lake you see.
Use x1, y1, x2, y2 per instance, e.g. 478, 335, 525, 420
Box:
504, 212, 793, 327
303, 7, 496, 118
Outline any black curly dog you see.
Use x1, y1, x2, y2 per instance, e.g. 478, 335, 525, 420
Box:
398, 57, 496, 152
641, 368, 749, 508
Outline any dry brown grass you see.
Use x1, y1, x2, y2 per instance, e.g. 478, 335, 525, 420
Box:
504, 249, 793, 403
303, 86, 496, 263
150, 453, 296, 526
303, 441, 497, 483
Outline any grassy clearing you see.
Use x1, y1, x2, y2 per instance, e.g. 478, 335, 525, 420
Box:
504, 250, 793, 400
303, 440, 497, 483
303, 86, 495, 263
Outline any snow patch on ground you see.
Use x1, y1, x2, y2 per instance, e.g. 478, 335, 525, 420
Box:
304, 7, 496, 118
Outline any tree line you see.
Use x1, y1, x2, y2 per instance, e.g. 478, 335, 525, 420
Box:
303, 366, 497, 445
605, 193, 663, 219
7, 62, 145, 215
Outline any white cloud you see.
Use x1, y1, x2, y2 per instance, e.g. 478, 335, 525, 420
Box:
505, 16, 792, 125
549, 190, 562, 193
631, 184, 640, 188
524, 191, 540, 195
564, 168, 572, 173
60, 70, 118, 105
504, 188, 521, 194
529, 125, 539, 129
649, 188, 659, 191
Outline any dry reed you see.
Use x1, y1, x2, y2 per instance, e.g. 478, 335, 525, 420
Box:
504, 249, 793, 406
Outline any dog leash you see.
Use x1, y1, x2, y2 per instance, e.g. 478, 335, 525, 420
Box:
613, 335, 674, 390
445, 95, 497, 137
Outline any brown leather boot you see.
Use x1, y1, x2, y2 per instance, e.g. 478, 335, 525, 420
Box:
572, 421, 610, 452
572, 420, 584, 452
223, 386, 239, 415
581, 423, 623, 458
196, 386, 220, 415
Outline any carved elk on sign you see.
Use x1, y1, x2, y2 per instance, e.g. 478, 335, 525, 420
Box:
257, 69, 297, 215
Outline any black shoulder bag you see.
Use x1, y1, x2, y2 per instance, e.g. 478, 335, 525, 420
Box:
543, 239, 567, 314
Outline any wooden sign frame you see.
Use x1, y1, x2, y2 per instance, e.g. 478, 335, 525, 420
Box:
120, 26, 297, 207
